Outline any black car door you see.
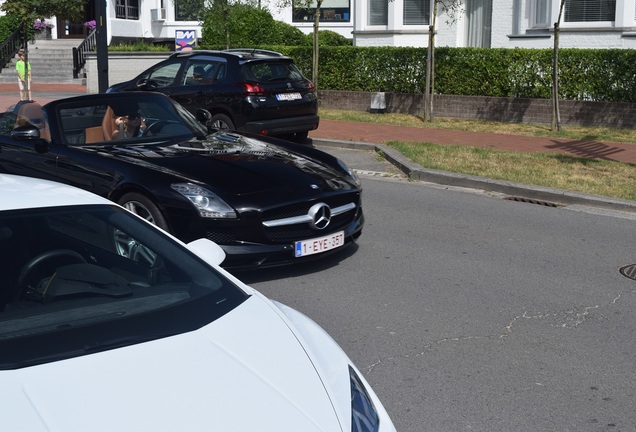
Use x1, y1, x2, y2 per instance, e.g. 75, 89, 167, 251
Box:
167, 58, 234, 117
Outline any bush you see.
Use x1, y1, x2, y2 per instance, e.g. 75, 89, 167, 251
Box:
262, 45, 636, 102
0, 13, 23, 42
272, 20, 306, 46
303, 30, 352, 47
201, 4, 283, 48
109, 41, 170, 51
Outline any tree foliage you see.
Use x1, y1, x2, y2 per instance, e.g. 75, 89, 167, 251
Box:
201, 3, 351, 48
0, 13, 22, 41
0, 0, 84, 24
201, 2, 304, 47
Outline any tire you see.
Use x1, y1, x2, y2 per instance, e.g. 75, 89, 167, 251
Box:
209, 114, 235, 131
117, 192, 169, 232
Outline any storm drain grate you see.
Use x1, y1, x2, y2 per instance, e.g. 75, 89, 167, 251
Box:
619, 264, 636, 281
504, 196, 559, 208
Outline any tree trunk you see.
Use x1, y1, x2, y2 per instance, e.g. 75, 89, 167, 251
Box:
551, 22, 561, 132
224, 2, 230, 49
424, 3, 438, 123
312, 6, 320, 89
424, 27, 433, 122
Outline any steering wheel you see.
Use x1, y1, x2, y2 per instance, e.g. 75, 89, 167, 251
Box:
142, 120, 172, 136
17, 249, 87, 295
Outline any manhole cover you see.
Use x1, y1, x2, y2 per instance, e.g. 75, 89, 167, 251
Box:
619, 264, 636, 281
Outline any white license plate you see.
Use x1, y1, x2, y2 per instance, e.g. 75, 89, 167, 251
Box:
276, 92, 302, 101
295, 231, 345, 257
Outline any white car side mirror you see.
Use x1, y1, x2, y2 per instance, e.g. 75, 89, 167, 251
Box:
186, 238, 226, 266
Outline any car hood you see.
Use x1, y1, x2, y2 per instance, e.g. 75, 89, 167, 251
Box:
0, 295, 346, 431
88, 132, 355, 196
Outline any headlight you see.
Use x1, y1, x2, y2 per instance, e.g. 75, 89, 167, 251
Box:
171, 183, 237, 219
350, 366, 379, 432
338, 159, 361, 187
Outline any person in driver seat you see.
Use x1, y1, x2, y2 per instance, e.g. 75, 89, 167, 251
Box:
112, 111, 145, 139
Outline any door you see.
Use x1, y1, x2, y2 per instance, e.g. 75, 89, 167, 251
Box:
57, 1, 96, 38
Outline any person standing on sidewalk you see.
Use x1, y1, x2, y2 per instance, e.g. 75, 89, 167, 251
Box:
16, 50, 32, 101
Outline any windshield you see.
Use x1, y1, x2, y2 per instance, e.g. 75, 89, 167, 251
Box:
0, 204, 247, 369
56, 94, 205, 146
242, 60, 305, 83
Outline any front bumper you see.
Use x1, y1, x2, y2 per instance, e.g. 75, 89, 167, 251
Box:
242, 115, 320, 136
219, 208, 364, 269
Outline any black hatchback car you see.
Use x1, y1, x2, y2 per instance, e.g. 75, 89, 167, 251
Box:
107, 49, 319, 143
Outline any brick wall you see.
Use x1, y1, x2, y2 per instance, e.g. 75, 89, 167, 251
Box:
318, 90, 636, 128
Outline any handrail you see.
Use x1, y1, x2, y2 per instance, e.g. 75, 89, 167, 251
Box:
0, 24, 25, 72
73, 29, 97, 79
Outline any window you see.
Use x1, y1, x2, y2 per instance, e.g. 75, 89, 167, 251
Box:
176, 0, 205, 21
533, 0, 549, 26
182, 60, 227, 86
369, 0, 388, 25
403, 0, 430, 25
292, 0, 351, 22
465, 0, 492, 48
564, 0, 616, 22
115, 0, 139, 20
143, 62, 183, 89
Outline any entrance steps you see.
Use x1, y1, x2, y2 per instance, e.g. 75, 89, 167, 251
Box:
0, 38, 85, 85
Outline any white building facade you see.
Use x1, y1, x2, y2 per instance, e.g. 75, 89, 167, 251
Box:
106, 0, 200, 43
3, 0, 634, 50
351, 0, 636, 49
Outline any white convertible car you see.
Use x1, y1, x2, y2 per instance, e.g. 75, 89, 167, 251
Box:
0, 174, 395, 432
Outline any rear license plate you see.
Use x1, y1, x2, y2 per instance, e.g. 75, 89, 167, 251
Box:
276, 92, 302, 101
295, 231, 345, 257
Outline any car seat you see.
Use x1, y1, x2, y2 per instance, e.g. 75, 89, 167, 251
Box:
84, 106, 117, 143
102, 106, 118, 140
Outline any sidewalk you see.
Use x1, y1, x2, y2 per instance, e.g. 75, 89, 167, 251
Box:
310, 118, 636, 165
1, 83, 635, 165
0, 83, 86, 110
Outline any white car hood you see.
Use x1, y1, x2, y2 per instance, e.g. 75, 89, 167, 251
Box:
0, 295, 344, 432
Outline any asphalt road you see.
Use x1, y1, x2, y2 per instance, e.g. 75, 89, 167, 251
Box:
233, 168, 636, 432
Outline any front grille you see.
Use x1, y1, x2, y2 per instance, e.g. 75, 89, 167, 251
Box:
262, 194, 360, 242
266, 211, 355, 240
262, 194, 358, 223
206, 231, 237, 243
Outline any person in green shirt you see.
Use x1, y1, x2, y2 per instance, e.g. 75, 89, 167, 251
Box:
16, 50, 32, 101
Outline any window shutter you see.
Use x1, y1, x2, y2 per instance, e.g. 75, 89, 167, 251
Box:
403, 0, 430, 25
564, 0, 616, 22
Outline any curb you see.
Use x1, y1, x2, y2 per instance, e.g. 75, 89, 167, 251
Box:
311, 138, 636, 214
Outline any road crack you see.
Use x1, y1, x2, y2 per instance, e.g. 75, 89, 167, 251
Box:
363, 290, 632, 374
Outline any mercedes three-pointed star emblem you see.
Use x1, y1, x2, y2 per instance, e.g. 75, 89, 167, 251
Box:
308, 203, 331, 230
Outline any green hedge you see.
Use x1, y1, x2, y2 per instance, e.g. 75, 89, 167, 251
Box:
253, 46, 636, 103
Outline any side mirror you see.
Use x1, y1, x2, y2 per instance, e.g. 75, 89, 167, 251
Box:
11, 124, 40, 140
10, 125, 49, 152
186, 238, 226, 266
196, 109, 212, 124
